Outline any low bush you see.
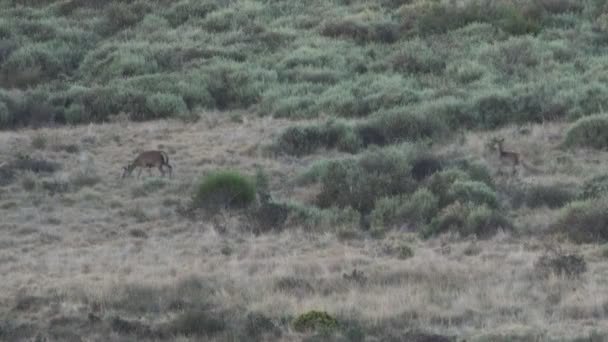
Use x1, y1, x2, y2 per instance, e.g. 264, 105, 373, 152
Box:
522, 183, 578, 208
167, 310, 226, 337
274, 120, 360, 156
11, 154, 59, 173
426, 202, 511, 239
535, 252, 587, 278
364, 108, 449, 145
292, 310, 338, 333
564, 114, 608, 149
428, 169, 471, 206
317, 146, 415, 213
581, 174, 608, 199
447, 180, 499, 209
320, 19, 400, 44
553, 197, 608, 243
193, 171, 256, 212
370, 188, 439, 231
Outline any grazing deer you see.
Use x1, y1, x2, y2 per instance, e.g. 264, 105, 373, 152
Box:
121, 150, 172, 179
490, 137, 520, 175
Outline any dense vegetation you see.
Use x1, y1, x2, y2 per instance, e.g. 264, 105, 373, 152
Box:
1, 0, 608, 131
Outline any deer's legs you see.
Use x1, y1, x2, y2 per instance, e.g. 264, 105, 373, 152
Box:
158, 165, 165, 177
137, 167, 143, 178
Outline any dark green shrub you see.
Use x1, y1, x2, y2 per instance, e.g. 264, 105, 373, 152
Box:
275, 120, 360, 156
535, 253, 587, 278
293, 311, 338, 333
102, 2, 150, 34
244, 312, 281, 341
193, 171, 256, 212
447, 180, 499, 208
11, 154, 59, 173
145, 93, 189, 119
168, 310, 226, 337
165, 1, 218, 27
391, 40, 446, 74
523, 183, 578, 208
581, 174, 608, 199
410, 155, 443, 181
428, 169, 471, 206
366, 108, 449, 144
370, 188, 439, 231
426, 202, 510, 238
320, 19, 400, 44
553, 197, 608, 243
564, 114, 608, 149
317, 147, 415, 213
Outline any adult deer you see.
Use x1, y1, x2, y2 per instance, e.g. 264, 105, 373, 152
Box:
490, 137, 520, 175
121, 150, 172, 179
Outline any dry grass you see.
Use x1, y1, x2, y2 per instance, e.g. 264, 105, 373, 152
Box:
1, 117, 608, 341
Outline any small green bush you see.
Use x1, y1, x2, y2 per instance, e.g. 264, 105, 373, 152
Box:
564, 114, 608, 149
581, 174, 608, 199
145, 93, 189, 119
426, 202, 511, 238
428, 169, 471, 206
275, 120, 360, 156
168, 310, 226, 337
193, 171, 256, 212
317, 146, 415, 213
293, 310, 338, 333
522, 183, 578, 208
365, 108, 449, 144
447, 180, 499, 208
553, 197, 608, 243
370, 188, 439, 231
535, 252, 587, 279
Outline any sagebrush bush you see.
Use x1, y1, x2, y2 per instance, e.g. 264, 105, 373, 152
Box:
428, 169, 471, 206
564, 114, 608, 149
168, 310, 226, 337
317, 146, 415, 213
193, 171, 256, 212
581, 174, 608, 199
553, 197, 608, 243
447, 180, 499, 209
521, 183, 578, 208
370, 188, 439, 231
275, 120, 360, 156
535, 252, 587, 279
293, 310, 338, 333
426, 202, 511, 238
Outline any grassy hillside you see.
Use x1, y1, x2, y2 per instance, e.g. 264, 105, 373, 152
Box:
4, 0, 608, 341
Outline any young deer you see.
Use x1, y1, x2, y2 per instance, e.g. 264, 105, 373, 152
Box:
121, 150, 172, 179
490, 137, 520, 175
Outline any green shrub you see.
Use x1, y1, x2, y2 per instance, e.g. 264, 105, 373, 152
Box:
145, 93, 189, 119
564, 114, 608, 149
317, 146, 415, 213
320, 19, 399, 44
168, 310, 226, 337
275, 120, 360, 156
447, 180, 499, 208
370, 188, 439, 231
365, 108, 449, 144
402, 0, 542, 36
535, 252, 587, 279
553, 197, 608, 243
522, 183, 578, 208
293, 310, 338, 333
428, 169, 471, 206
391, 39, 446, 74
426, 202, 511, 238
581, 174, 608, 199
165, 0, 218, 27
193, 171, 256, 212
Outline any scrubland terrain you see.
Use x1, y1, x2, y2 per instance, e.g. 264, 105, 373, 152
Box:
4, 0, 608, 341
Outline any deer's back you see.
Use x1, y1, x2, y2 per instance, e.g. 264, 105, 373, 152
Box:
133, 151, 166, 165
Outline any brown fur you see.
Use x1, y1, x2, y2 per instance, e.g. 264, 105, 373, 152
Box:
122, 150, 172, 178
